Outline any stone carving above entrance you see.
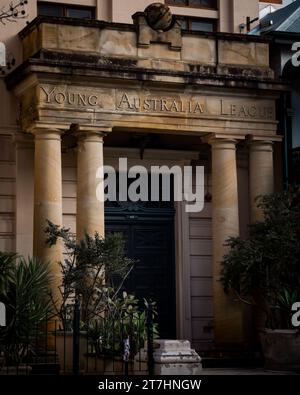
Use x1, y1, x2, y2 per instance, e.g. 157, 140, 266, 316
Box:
116, 92, 205, 115
39, 84, 276, 122
18, 83, 278, 138
41, 86, 100, 107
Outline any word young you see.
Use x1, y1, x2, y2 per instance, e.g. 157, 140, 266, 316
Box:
0, 302, 6, 327
291, 302, 300, 328
96, 158, 205, 213
292, 42, 300, 67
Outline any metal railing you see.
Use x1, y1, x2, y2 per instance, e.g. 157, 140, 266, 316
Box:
292, 147, 300, 186
0, 301, 155, 376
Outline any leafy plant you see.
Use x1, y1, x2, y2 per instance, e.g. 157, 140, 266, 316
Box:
45, 222, 159, 358
0, 256, 53, 365
88, 292, 158, 358
0, 252, 16, 297
221, 189, 300, 329
44, 221, 135, 329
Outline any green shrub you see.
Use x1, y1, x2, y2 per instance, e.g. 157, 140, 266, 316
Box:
221, 190, 300, 329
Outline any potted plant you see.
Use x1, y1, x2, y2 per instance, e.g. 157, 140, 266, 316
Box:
0, 254, 53, 375
221, 190, 300, 371
87, 292, 158, 375
44, 222, 136, 373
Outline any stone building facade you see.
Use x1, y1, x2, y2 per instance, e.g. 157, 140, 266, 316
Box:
0, 1, 288, 351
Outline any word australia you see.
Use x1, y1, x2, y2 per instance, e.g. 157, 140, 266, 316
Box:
117, 93, 206, 114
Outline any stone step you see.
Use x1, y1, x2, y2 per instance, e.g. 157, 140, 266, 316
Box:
201, 356, 263, 369
199, 347, 263, 369
31, 363, 61, 375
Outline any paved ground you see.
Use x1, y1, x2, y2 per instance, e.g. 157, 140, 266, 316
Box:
201, 368, 298, 375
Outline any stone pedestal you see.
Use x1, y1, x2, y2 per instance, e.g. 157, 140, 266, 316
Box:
134, 340, 202, 375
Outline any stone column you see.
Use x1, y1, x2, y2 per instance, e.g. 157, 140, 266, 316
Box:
15, 133, 34, 258
76, 129, 105, 241
249, 140, 274, 333
249, 140, 274, 223
210, 138, 244, 345
33, 129, 63, 298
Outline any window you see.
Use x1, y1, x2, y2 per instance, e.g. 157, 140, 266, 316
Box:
179, 17, 217, 32
38, 2, 95, 19
166, 0, 218, 9
38, 3, 63, 17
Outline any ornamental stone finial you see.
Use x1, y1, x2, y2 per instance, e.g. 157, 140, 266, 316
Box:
132, 3, 181, 51
144, 3, 174, 32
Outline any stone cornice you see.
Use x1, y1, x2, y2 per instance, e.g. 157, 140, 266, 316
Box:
5, 53, 288, 93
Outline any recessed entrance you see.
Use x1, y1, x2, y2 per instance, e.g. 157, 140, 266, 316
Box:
105, 199, 176, 339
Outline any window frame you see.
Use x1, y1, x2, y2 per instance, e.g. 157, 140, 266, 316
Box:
37, 1, 95, 19
178, 16, 217, 32
165, 0, 218, 10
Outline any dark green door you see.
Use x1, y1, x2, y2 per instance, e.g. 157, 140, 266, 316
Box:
105, 211, 176, 339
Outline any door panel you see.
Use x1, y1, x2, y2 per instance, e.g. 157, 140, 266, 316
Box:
106, 219, 176, 339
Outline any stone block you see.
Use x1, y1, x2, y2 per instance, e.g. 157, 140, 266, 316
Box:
57, 25, 99, 53
138, 43, 181, 60
99, 30, 137, 57
182, 37, 216, 65
23, 25, 42, 60
134, 339, 202, 376
42, 23, 59, 50
219, 41, 269, 67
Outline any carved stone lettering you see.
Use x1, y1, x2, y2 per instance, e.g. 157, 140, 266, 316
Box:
41, 87, 100, 107
40, 86, 275, 121
116, 93, 205, 115
221, 99, 274, 120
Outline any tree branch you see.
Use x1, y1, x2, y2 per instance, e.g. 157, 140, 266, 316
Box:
0, 1, 28, 25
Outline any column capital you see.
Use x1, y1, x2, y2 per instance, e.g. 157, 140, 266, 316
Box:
71, 123, 112, 142
29, 127, 65, 142
27, 122, 68, 137
203, 134, 240, 149
208, 138, 238, 151
247, 138, 274, 153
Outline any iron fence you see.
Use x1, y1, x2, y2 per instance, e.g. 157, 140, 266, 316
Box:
292, 147, 300, 186
0, 301, 155, 375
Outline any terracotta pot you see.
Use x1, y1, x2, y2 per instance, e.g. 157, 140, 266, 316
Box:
260, 329, 300, 371
84, 355, 134, 375
55, 331, 88, 374
103, 357, 126, 375
83, 354, 105, 374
